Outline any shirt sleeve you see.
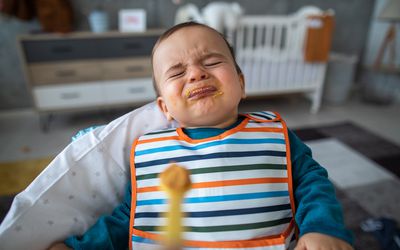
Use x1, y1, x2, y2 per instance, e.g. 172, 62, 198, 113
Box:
64, 182, 131, 250
288, 129, 354, 245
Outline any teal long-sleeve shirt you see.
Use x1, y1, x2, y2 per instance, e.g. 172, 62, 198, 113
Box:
66, 124, 354, 249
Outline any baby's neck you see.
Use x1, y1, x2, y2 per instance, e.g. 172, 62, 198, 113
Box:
179, 113, 240, 129
182, 116, 245, 140
183, 115, 243, 130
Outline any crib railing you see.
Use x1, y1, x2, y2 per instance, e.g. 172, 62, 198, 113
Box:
230, 13, 330, 113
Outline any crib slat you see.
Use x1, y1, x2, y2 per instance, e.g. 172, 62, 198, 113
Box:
275, 25, 283, 88
235, 13, 328, 112
236, 25, 244, 59
256, 25, 263, 50
246, 25, 254, 50
283, 22, 295, 88
254, 25, 264, 89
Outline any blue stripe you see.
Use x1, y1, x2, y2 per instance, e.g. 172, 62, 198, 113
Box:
135, 138, 285, 156
131, 235, 157, 244
137, 198, 167, 206
135, 150, 286, 168
137, 191, 289, 206
250, 113, 272, 120
135, 212, 160, 218
135, 203, 292, 218
261, 111, 276, 118
188, 203, 291, 217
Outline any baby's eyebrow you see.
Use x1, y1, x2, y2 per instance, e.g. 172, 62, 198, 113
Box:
165, 63, 184, 75
202, 52, 226, 60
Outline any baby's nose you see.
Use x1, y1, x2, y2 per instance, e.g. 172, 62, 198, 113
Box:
188, 67, 208, 83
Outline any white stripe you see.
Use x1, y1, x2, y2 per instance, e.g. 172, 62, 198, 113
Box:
262, 111, 278, 117
137, 183, 289, 200
285, 228, 297, 249
252, 112, 276, 119
245, 122, 283, 129
131, 241, 159, 250
136, 131, 285, 151
134, 210, 292, 228
137, 130, 284, 150
135, 156, 287, 176
181, 223, 290, 242
132, 224, 290, 244
139, 130, 177, 140
233, 131, 284, 139
145, 130, 283, 143
185, 245, 286, 250
135, 197, 291, 214
132, 238, 287, 250
135, 143, 287, 163
137, 169, 288, 188
131, 229, 292, 250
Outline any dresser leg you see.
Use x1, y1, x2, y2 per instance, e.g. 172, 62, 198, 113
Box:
39, 113, 53, 133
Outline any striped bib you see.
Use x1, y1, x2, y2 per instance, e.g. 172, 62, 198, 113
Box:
129, 111, 296, 250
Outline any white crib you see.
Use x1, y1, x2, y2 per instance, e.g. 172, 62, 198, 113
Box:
229, 8, 334, 113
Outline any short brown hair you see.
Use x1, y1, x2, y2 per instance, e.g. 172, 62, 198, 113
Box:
151, 21, 242, 96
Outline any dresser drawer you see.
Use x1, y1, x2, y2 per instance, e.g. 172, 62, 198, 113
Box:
103, 78, 156, 105
29, 61, 102, 85
98, 35, 158, 58
22, 39, 99, 62
101, 57, 152, 80
33, 83, 104, 110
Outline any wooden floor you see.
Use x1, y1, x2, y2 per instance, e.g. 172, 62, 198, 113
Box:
0, 157, 52, 195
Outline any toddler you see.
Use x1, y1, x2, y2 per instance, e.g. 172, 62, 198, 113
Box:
51, 22, 353, 250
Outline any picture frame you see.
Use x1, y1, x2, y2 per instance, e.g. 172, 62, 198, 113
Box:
119, 9, 146, 32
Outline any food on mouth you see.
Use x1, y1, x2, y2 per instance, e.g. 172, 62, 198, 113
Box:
186, 86, 221, 99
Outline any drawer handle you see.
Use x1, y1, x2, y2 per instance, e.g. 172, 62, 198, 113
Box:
128, 87, 146, 93
52, 46, 72, 53
126, 66, 144, 72
56, 70, 76, 77
124, 42, 142, 50
60, 92, 80, 99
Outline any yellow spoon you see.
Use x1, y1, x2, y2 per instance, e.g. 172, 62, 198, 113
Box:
159, 164, 192, 250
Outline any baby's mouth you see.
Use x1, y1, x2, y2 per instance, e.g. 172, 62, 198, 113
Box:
186, 86, 222, 99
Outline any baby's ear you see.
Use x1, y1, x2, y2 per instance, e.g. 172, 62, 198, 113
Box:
239, 73, 246, 99
157, 97, 174, 121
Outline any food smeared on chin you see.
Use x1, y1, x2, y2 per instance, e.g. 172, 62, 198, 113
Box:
213, 90, 223, 97
185, 86, 222, 99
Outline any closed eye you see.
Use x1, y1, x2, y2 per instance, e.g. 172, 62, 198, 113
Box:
169, 71, 185, 78
204, 61, 221, 67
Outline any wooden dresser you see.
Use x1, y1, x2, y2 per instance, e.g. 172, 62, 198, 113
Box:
18, 30, 163, 130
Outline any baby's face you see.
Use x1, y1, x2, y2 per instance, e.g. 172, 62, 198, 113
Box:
153, 26, 245, 128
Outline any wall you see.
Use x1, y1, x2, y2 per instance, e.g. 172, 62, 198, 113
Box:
0, 0, 375, 110
363, 0, 400, 67
0, 15, 40, 109
360, 0, 400, 103
66, 0, 289, 30
289, 0, 375, 56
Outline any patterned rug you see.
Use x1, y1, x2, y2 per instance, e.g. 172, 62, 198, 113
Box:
294, 122, 400, 178
1, 122, 399, 249
294, 122, 400, 250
